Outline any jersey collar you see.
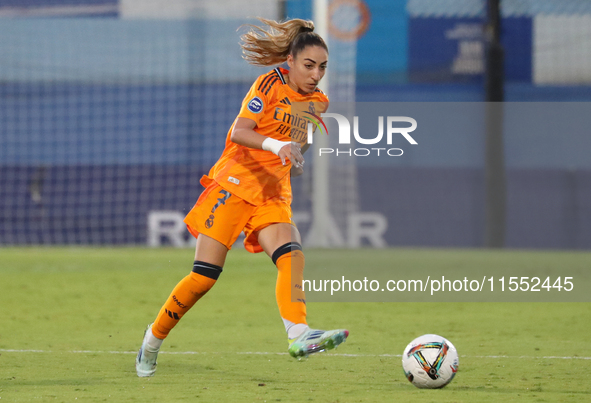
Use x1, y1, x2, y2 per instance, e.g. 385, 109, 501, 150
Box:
278, 67, 320, 99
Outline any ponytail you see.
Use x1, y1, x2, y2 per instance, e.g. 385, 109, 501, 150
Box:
240, 18, 328, 67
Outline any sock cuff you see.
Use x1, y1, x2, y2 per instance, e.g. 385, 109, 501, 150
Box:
192, 260, 223, 280
271, 242, 303, 266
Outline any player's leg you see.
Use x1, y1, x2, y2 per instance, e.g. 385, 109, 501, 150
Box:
257, 223, 307, 335
137, 182, 248, 377
136, 234, 227, 377
256, 223, 349, 358
152, 234, 227, 339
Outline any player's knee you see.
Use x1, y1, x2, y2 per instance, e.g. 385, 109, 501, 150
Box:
192, 260, 223, 280
271, 242, 303, 266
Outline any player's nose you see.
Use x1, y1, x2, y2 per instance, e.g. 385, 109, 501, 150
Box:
311, 68, 322, 81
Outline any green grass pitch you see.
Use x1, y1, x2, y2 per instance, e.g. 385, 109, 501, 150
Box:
1, 247, 590, 402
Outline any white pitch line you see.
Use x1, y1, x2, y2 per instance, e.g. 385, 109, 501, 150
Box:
1, 349, 590, 360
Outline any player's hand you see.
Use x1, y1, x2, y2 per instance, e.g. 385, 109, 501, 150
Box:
278, 142, 304, 168
291, 164, 304, 177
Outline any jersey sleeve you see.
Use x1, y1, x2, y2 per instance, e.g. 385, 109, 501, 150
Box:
237, 74, 272, 126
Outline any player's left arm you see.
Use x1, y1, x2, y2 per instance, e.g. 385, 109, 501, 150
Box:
232, 117, 304, 167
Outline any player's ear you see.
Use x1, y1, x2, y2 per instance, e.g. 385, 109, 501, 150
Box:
287, 54, 294, 69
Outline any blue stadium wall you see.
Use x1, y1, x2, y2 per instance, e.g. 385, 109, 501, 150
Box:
1, 0, 591, 248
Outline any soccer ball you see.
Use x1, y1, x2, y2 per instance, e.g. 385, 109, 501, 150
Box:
402, 334, 459, 389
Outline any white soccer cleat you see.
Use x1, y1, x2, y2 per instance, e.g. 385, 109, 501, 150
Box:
135, 324, 159, 377
288, 328, 349, 358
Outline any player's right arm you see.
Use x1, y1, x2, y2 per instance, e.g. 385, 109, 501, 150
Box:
231, 117, 303, 167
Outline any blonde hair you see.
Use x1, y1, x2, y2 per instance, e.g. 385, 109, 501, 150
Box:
240, 18, 327, 67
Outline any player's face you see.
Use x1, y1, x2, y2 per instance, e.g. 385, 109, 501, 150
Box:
287, 45, 328, 95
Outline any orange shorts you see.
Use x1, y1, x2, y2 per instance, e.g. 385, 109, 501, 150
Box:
184, 180, 292, 253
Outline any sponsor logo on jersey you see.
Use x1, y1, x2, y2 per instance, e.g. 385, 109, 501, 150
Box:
248, 96, 263, 113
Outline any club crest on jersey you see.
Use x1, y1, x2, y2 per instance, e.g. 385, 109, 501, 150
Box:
248, 96, 263, 113
205, 214, 215, 229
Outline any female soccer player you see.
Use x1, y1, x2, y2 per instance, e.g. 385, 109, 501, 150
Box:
136, 18, 348, 377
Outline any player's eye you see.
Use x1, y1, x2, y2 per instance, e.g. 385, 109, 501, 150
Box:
305, 64, 313, 69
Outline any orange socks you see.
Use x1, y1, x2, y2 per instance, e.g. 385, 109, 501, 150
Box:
151, 261, 222, 339
274, 243, 307, 327
151, 244, 306, 341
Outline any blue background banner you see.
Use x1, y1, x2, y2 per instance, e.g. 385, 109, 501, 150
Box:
408, 17, 532, 83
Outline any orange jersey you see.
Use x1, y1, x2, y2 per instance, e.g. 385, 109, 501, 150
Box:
202, 67, 329, 206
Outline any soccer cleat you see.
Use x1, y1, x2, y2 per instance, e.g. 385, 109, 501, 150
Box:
135, 324, 159, 377
288, 328, 349, 358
